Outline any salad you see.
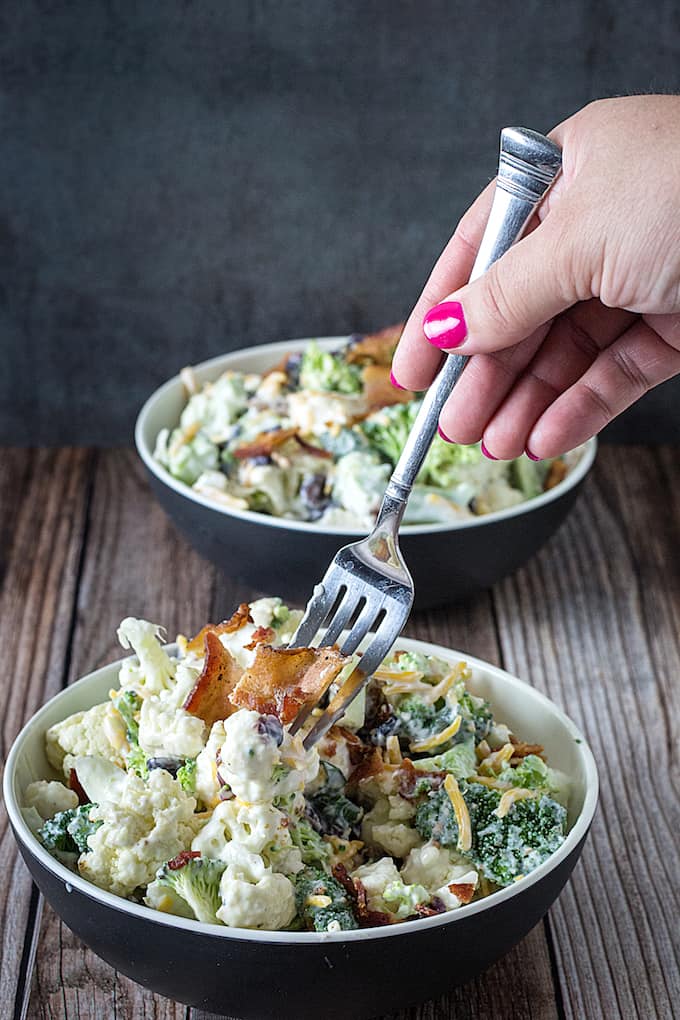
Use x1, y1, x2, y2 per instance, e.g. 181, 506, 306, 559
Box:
154, 326, 569, 528
25, 597, 570, 933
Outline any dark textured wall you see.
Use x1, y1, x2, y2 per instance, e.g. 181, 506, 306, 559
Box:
2, 0, 680, 444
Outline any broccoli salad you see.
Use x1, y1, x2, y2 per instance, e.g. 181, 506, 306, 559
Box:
154, 326, 571, 528
25, 597, 571, 933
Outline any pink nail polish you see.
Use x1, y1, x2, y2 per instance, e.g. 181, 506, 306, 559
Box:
389, 370, 405, 390
525, 448, 541, 462
481, 441, 498, 461
437, 424, 452, 443
423, 300, 467, 349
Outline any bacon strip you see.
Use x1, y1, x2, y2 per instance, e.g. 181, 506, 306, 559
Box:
361, 363, 414, 411
230, 644, 347, 724
186, 603, 252, 654
345, 324, 404, 366
183, 631, 243, 727
448, 882, 476, 905
167, 850, 201, 871
232, 428, 298, 461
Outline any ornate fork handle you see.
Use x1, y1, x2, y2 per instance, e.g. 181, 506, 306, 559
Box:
376, 127, 562, 530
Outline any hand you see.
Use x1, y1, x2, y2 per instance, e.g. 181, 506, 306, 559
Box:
391, 96, 680, 459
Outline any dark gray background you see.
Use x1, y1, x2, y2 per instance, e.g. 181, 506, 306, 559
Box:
2, 0, 680, 445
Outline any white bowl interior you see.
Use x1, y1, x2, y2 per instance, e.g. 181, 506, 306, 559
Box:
134, 338, 598, 537
5, 635, 598, 944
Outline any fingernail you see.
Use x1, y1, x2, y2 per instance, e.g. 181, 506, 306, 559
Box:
423, 300, 467, 349
525, 447, 541, 462
389, 370, 405, 390
481, 441, 498, 461
437, 424, 452, 443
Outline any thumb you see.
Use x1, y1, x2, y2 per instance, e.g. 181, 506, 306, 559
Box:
421, 212, 584, 355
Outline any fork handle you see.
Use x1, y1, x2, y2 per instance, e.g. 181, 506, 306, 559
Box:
378, 127, 562, 519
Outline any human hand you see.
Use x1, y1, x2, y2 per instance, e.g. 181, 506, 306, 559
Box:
391, 95, 680, 459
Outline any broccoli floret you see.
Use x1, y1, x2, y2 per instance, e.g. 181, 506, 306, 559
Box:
361, 401, 419, 465
299, 342, 363, 394
458, 691, 493, 743
498, 754, 548, 789
125, 743, 149, 779
114, 690, 151, 777
154, 854, 226, 924
414, 787, 461, 847
38, 804, 102, 855
176, 757, 197, 795
116, 690, 142, 743
294, 866, 358, 932
394, 695, 455, 746
412, 736, 477, 779
289, 818, 331, 866
418, 436, 483, 488
382, 879, 431, 920
306, 763, 363, 840
414, 782, 567, 886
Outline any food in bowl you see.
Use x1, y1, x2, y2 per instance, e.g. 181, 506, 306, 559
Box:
153, 325, 570, 529
25, 596, 572, 934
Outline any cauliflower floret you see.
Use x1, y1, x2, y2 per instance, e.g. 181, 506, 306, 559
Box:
350, 857, 401, 913
401, 842, 478, 909
195, 721, 226, 809
191, 799, 303, 876
361, 794, 421, 859
46, 702, 125, 777
78, 769, 198, 898
25, 780, 78, 819
216, 843, 296, 929
138, 664, 206, 762
117, 618, 176, 695
287, 390, 365, 436
217, 709, 319, 804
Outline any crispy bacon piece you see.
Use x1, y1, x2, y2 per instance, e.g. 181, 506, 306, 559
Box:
68, 767, 89, 806
232, 428, 299, 461
293, 435, 333, 460
166, 850, 201, 871
230, 644, 347, 724
545, 458, 567, 490
345, 324, 404, 366
350, 746, 387, 785
186, 603, 251, 654
448, 882, 476, 905
183, 631, 243, 727
508, 735, 545, 760
395, 758, 446, 800
361, 363, 414, 411
332, 864, 393, 928
243, 626, 276, 651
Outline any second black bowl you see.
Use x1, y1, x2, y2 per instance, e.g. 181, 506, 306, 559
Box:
135, 340, 597, 608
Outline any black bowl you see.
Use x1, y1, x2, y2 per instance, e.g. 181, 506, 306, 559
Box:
134, 339, 597, 609
6, 637, 598, 1019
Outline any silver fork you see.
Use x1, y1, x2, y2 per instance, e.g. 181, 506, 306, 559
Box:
289, 126, 562, 749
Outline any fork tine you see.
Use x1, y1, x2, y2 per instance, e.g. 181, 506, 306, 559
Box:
319, 590, 362, 647
338, 597, 383, 657
302, 605, 409, 748
288, 578, 343, 649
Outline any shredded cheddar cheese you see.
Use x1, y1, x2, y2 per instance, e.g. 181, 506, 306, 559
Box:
479, 742, 515, 776
444, 774, 472, 852
307, 894, 332, 909
409, 714, 462, 753
385, 734, 403, 764
495, 787, 539, 818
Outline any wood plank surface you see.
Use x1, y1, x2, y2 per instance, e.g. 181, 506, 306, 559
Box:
0, 449, 95, 1018
2, 446, 677, 1020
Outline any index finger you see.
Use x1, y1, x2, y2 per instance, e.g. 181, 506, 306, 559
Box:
391, 180, 496, 391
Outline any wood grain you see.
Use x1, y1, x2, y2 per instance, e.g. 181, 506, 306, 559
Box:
493, 448, 680, 1020
5, 445, 678, 1020
0, 449, 94, 1017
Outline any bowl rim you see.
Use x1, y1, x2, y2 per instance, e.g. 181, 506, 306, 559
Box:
134, 337, 598, 537
5, 634, 599, 946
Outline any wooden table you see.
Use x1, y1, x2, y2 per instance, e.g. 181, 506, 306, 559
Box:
2, 446, 678, 1020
